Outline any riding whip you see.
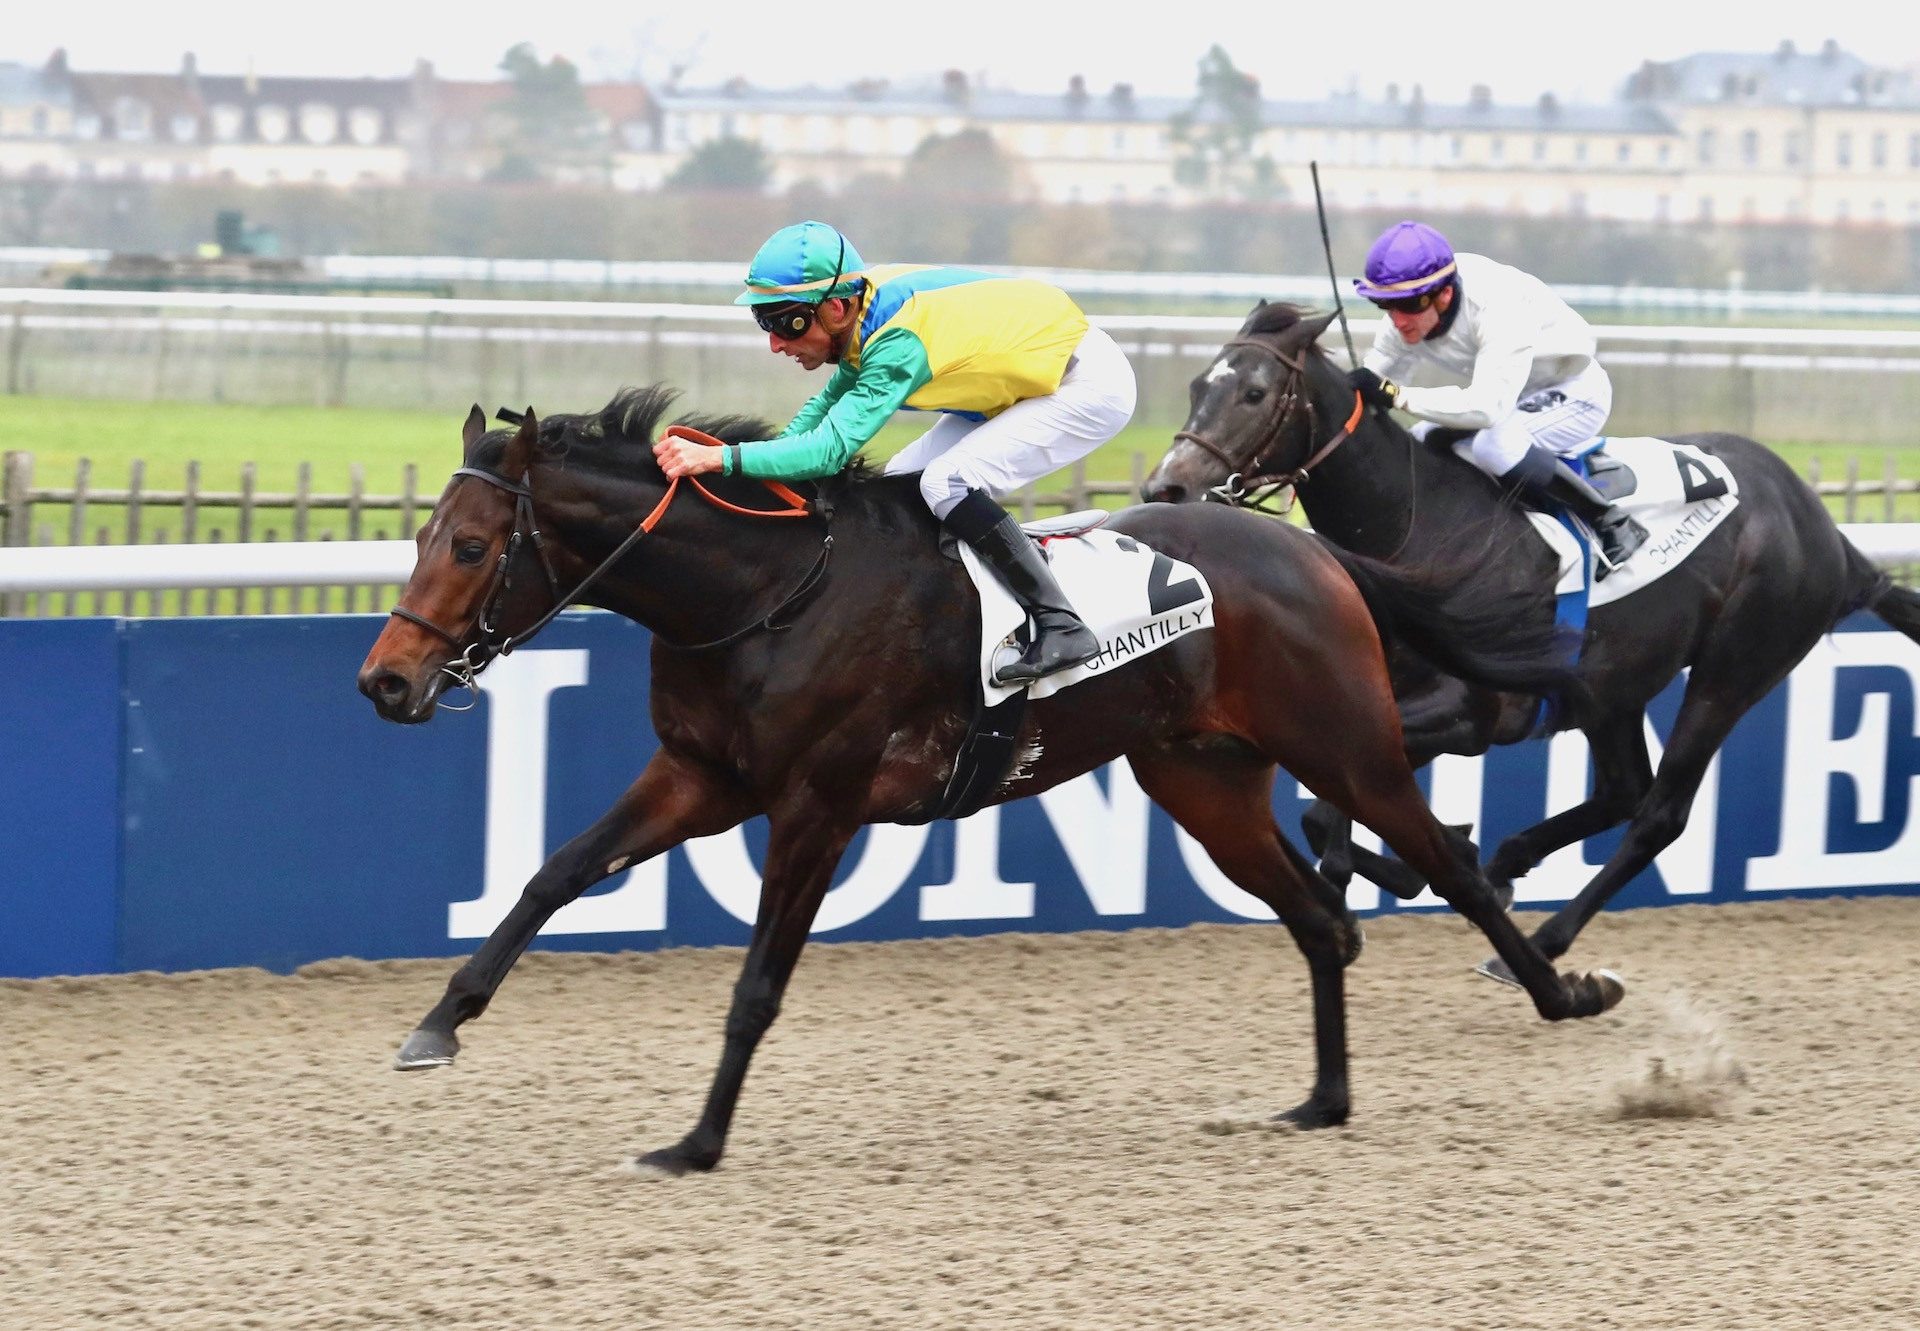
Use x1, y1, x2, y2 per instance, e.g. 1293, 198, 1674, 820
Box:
1309, 162, 1359, 369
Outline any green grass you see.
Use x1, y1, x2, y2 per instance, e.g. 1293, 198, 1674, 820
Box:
3, 394, 1918, 617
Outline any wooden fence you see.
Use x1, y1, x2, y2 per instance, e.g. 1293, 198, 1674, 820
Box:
6, 448, 1918, 618
0, 451, 1152, 618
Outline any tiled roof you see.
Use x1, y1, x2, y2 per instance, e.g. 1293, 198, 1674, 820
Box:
1624, 46, 1920, 107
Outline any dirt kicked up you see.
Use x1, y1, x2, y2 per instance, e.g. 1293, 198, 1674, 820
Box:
4, 896, 1917, 1330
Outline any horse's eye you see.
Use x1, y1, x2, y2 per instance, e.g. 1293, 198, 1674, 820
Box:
1244, 388, 1266, 404
454, 542, 488, 566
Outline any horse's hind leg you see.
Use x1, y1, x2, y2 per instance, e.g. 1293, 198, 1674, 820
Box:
1128, 744, 1358, 1128
395, 750, 754, 1070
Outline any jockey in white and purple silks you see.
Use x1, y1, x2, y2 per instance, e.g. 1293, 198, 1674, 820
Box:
1345, 221, 1647, 576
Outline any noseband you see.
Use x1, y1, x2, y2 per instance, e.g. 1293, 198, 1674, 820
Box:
387, 432, 827, 710
1172, 338, 1364, 510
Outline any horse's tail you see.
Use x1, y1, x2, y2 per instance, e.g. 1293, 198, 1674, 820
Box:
1322, 542, 1581, 704
1845, 540, 1920, 644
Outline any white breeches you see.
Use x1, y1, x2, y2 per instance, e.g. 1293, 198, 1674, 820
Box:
882, 324, 1138, 518
1451, 361, 1613, 479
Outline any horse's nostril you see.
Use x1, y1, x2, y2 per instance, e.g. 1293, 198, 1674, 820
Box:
365, 671, 409, 706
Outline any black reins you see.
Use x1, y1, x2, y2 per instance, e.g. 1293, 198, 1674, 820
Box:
1173, 337, 1365, 512
387, 439, 831, 710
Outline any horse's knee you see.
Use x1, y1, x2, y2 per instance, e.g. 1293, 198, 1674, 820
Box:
1625, 798, 1691, 854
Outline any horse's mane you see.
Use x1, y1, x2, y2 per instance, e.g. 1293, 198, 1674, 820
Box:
476, 385, 888, 494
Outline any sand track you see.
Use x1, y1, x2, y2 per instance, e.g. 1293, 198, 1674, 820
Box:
4, 896, 1917, 1330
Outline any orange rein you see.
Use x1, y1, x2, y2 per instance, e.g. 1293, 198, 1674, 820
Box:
654, 425, 814, 527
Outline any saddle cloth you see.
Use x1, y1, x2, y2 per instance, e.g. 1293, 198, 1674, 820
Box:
1454, 436, 1741, 610
959, 524, 1215, 705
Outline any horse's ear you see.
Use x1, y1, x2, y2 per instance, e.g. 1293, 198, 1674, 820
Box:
500, 406, 538, 480
461, 404, 486, 456
1299, 310, 1339, 349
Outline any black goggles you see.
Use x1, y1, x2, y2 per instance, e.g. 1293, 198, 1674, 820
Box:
753, 301, 819, 338
1369, 290, 1439, 315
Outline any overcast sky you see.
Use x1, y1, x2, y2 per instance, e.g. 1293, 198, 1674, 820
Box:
6, 2, 1911, 105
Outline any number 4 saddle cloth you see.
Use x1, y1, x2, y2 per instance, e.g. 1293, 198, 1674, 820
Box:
957, 511, 1216, 705
1452, 436, 1742, 611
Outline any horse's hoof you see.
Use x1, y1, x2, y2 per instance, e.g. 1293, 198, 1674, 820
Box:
1272, 1096, 1349, 1130
1474, 956, 1522, 988
633, 1145, 718, 1177
393, 1028, 458, 1070
1589, 968, 1627, 1013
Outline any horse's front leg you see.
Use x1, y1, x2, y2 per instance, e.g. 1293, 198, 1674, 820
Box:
394, 750, 755, 1070
636, 798, 862, 1176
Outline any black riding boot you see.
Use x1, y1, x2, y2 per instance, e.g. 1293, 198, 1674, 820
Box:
1542, 461, 1648, 577
1507, 448, 1648, 579
943, 489, 1101, 685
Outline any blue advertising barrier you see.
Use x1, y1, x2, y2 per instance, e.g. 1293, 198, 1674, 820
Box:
2, 610, 1917, 978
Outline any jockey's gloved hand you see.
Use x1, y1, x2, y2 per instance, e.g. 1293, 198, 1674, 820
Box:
1346, 367, 1401, 412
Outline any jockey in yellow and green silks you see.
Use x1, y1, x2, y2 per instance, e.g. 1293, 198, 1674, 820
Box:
653, 220, 1139, 686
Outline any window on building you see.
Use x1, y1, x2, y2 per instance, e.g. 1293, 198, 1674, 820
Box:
1569, 190, 1587, 216
1657, 141, 1671, 165
1654, 194, 1670, 220
1449, 135, 1463, 160
1574, 139, 1588, 163
256, 105, 290, 144
1699, 196, 1713, 222
210, 105, 243, 142
30, 107, 48, 136
170, 113, 197, 142
1617, 140, 1631, 164
1489, 136, 1503, 162
1785, 131, 1803, 166
299, 104, 339, 145
1836, 132, 1852, 168
75, 113, 101, 140
1532, 136, 1547, 163
1741, 130, 1758, 166
1696, 129, 1714, 165
1872, 132, 1887, 169
348, 108, 383, 146
1910, 132, 1920, 168
113, 98, 151, 141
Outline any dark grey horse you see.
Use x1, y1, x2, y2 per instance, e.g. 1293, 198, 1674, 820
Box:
1142, 303, 1920, 976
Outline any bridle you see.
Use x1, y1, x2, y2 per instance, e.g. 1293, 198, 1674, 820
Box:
387, 424, 830, 711
1172, 337, 1364, 513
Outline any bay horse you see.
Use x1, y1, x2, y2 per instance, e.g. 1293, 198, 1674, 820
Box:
1142, 303, 1920, 977
357, 386, 1623, 1174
